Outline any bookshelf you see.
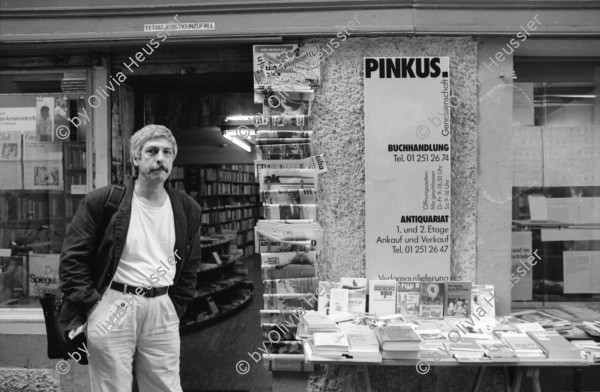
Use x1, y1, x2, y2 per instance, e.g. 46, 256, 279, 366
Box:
169, 164, 259, 257
179, 235, 254, 334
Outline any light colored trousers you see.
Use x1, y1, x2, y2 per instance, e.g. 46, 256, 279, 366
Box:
86, 288, 182, 392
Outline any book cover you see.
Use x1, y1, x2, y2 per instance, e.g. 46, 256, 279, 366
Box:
471, 284, 496, 319
317, 281, 340, 314
263, 277, 318, 294
419, 283, 445, 318
341, 277, 367, 315
28, 253, 59, 296
374, 325, 422, 351
444, 281, 471, 317
502, 334, 546, 357
369, 280, 397, 317
526, 330, 582, 359
396, 282, 420, 316
328, 288, 349, 315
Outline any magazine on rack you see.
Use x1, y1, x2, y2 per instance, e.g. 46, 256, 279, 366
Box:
263, 95, 311, 117
263, 277, 319, 294
260, 168, 318, 191
255, 155, 327, 177
252, 114, 312, 131
255, 220, 323, 244
264, 204, 318, 220
257, 143, 312, 160
253, 44, 321, 94
255, 229, 319, 253
257, 130, 314, 139
261, 251, 317, 267
261, 188, 317, 204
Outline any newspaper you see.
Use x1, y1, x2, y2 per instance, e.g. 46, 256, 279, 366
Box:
255, 155, 327, 177
253, 44, 321, 92
260, 168, 318, 190
264, 204, 318, 220
252, 114, 311, 131
257, 131, 313, 139
261, 251, 317, 267
257, 143, 311, 160
255, 228, 321, 253
261, 188, 317, 204
256, 138, 312, 145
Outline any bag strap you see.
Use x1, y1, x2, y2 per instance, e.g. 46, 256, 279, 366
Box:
97, 185, 126, 237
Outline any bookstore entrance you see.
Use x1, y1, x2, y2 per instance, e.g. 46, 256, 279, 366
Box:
109, 66, 271, 390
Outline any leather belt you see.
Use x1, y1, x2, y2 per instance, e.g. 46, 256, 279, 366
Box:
110, 281, 169, 298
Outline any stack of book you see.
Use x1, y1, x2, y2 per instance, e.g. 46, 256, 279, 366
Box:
476, 339, 519, 361
374, 325, 423, 359
572, 341, 600, 362
346, 331, 382, 362
511, 310, 573, 332
302, 311, 338, 334
442, 339, 489, 362
526, 330, 583, 359
309, 333, 350, 358
501, 333, 546, 358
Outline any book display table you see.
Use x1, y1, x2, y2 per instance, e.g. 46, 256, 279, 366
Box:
273, 355, 596, 392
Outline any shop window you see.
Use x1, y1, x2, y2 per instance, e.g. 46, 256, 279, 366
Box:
0, 71, 89, 309
511, 59, 600, 307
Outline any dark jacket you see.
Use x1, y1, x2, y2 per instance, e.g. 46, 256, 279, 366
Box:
58, 178, 202, 333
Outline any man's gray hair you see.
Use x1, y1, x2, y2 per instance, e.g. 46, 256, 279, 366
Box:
129, 124, 177, 178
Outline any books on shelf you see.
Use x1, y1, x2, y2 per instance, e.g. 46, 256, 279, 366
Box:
368, 280, 397, 316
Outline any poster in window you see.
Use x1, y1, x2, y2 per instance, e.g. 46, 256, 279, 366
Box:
36, 97, 55, 142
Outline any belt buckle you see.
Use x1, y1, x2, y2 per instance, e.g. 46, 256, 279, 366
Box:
147, 287, 156, 297
123, 284, 128, 294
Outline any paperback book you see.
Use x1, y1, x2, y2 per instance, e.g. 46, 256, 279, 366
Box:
261, 264, 316, 280
419, 283, 445, 318
317, 281, 341, 314
471, 284, 496, 319
369, 280, 397, 316
263, 293, 318, 311
396, 282, 420, 317
263, 204, 318, 220
341, 277, 367, 315
328, 288, 349, 315
444, 281, 471, 317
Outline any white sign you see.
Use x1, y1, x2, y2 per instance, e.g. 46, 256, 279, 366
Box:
364, 57, 451, 282
143, 22, 215, 32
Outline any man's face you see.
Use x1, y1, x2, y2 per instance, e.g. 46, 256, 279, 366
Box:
134, 137, 174, 183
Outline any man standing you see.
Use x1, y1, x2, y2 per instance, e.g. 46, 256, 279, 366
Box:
59, 124, 201, 391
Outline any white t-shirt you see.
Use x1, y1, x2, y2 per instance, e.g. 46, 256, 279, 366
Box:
113, 192, 176, 288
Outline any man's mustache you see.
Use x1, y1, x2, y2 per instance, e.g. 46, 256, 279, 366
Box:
152, 166, 168, 172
